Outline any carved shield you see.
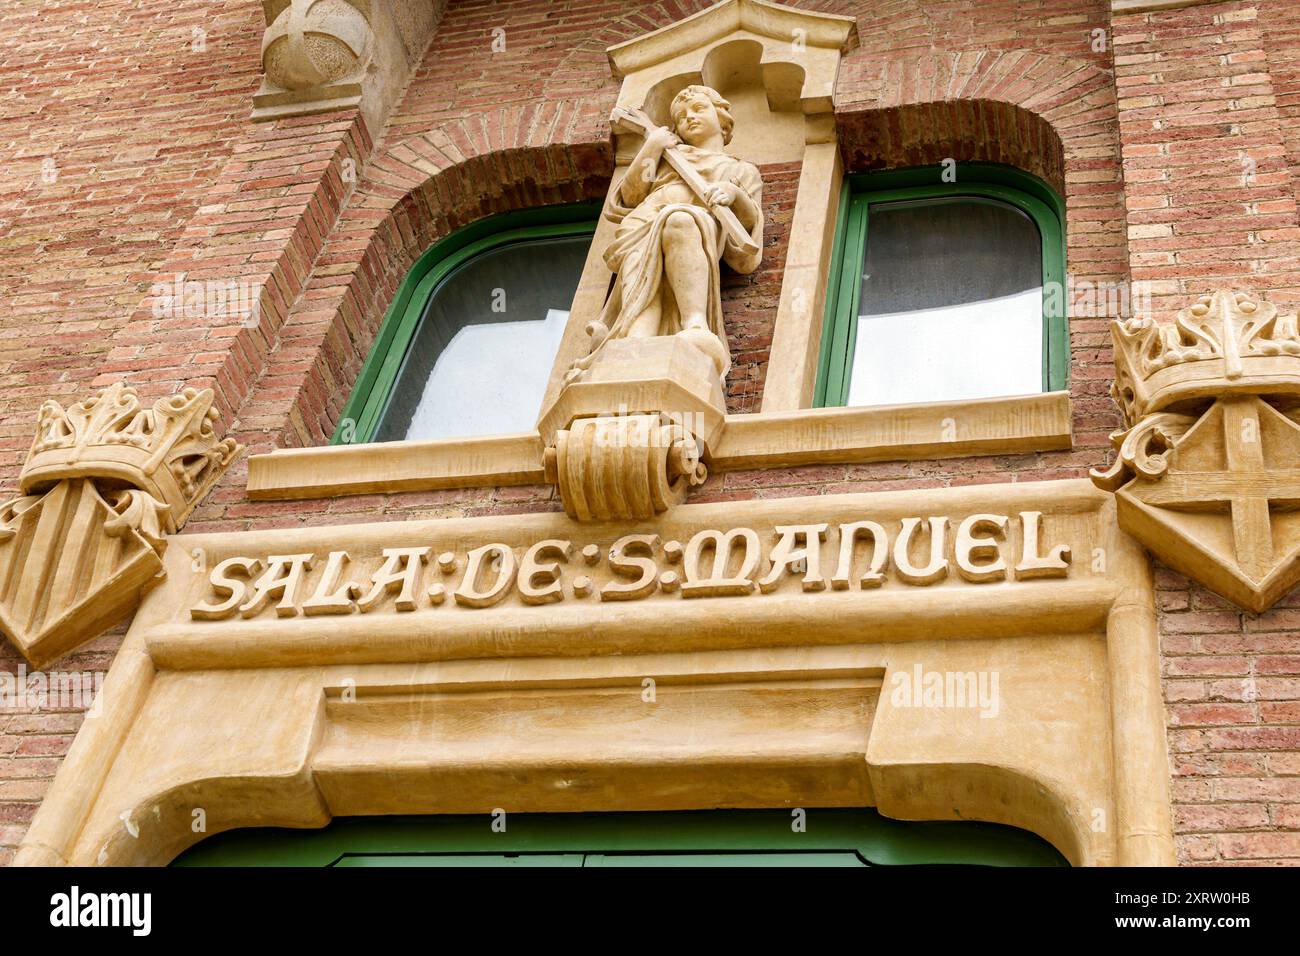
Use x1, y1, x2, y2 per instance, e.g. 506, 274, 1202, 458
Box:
1116, 396, 1300, 613
0, 478, 165, 667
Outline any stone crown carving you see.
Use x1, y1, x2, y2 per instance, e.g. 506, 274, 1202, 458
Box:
0, 384, 242, 666
22, 384, 240, 533
1111, 289, 1300, 427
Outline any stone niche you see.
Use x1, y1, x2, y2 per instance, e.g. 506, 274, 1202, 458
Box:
537, 0, 857, 522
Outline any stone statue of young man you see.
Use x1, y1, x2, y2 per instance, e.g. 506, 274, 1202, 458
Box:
570, 84, 764, 382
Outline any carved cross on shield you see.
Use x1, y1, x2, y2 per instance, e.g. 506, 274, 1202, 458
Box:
1116, 396, 1300, 613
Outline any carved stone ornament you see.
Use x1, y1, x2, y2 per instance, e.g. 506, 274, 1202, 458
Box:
535, 0, 854, 522
252, 1, 439, 128
543, 413, 709, 522
0, 384, 242, 666
539, 85, 763, 521
1092, 289, 1300, 612
254, 0, 373, 121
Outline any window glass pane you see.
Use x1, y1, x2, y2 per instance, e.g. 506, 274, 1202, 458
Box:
375, 234, 590, 441
846, 197, 1043, 408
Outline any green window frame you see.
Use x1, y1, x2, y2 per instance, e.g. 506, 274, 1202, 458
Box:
172, 809, 1066, 867
333, 202, 602, 445
814, 163, 1067, 408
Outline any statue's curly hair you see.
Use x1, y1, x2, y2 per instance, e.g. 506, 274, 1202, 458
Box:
669, 85, 734, 145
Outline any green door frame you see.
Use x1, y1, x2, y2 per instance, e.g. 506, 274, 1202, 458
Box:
332, 201, 602, 445
173, 809, 1067, 867
814, 163, 1068, 408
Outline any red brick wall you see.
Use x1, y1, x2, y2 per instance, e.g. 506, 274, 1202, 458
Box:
1112, 1, 1300, 318
0, 1, 267, 490
1162, 569, 1300, 865
724, 160, 800, 414
1260, 0, 1300, 210
3, 0, 1299, 867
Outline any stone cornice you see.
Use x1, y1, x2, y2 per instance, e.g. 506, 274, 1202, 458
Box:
246, 392, 1074, 500
607, 0, 856, 78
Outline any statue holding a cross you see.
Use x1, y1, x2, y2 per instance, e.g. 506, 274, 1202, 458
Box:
569, 85, 764, 383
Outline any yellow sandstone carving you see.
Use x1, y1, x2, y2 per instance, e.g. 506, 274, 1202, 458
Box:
571, 87, 763, 383
14, 479, 1175, 866
1092, 289, 1300, 612
0, 384, 241, 666
186, 510, 1077, 620
540, 83, 763, 522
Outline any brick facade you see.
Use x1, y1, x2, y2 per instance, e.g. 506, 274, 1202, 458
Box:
1, 0, 1298, 866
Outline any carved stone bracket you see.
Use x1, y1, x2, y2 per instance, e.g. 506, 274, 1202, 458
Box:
253, 0, 439, 129
1092, 289, 1300, 612
540, 336, 722, 521
0, 384, 242, 666
544, 414, 708, 522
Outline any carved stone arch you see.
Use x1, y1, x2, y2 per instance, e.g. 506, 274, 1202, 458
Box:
879, 760, 1094, 864
632, 37, 810, 165
17, 654, 330, 866
32, 650, 1104, 866
869, 754, 1098, 866
29, 640, 1103, 867
79, 740, 1095, 867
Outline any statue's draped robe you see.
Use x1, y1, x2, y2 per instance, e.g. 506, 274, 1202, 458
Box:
586, 145, 763, 376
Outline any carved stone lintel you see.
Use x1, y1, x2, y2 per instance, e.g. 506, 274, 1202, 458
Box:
0, 384, 242, 666
1093, 290, 1300, 612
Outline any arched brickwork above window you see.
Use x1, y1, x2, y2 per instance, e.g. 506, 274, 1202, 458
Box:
254, 108, 612, 451
234, 4, 1127, 459
835, 48, 1118, 196
837, 99, 1067, 198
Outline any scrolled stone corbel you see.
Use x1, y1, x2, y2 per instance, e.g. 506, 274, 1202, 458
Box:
0, 384, 242, 666
544, 414, 708, 522
1089, 412, 1197, 492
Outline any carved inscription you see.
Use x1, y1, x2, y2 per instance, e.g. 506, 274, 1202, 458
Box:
191, 511, 1072, 622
